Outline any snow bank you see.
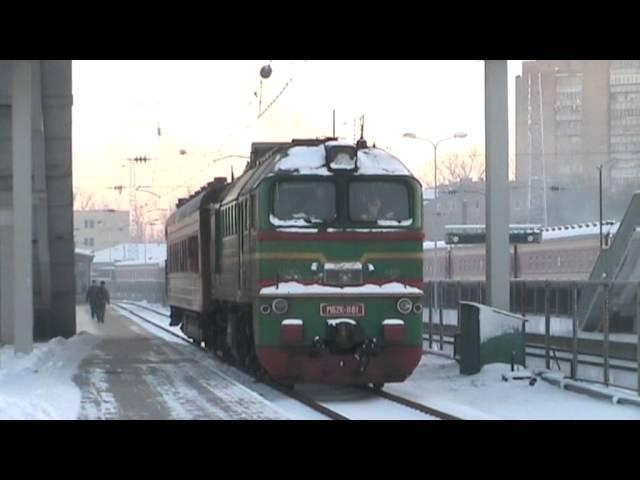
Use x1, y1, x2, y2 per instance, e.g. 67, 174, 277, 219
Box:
0, 333, 100, 420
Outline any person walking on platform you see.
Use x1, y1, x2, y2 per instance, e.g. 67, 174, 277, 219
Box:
86, 280, 98, 320
95, 281, 111, 324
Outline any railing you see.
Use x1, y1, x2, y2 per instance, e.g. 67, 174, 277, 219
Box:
423, 279, 640, 395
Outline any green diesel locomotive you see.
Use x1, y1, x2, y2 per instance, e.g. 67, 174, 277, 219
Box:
166, 138, 424, 388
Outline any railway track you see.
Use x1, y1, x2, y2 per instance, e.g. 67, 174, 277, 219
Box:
113, 301, 460, 420
119, 301, 170, 318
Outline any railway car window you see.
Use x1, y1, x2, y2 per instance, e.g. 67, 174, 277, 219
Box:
181, 240, 187, 271
235, 204, 239, 234
349, 181, 410, 222
174, 243, 178, 272
244, 201, 249, 231
251, 194, 257, 230
224, 208, 228, 236
273, 181, 336, 223
188, 236, 199, 272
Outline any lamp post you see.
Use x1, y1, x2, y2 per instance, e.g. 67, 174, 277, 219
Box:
403, 131, 468, 202
597, 165, 603, 250
403, 131, 467, 315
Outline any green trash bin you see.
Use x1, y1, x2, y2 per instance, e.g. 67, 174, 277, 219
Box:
455, 301, 526, 375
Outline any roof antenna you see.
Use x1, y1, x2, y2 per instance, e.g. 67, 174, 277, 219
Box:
231, 166, 235, 182
356, 114, 367, 149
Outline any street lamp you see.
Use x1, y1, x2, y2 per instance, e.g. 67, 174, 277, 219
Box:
136, 186, 161, 199
402, 131, 468, 201
403, 131, 467, 318
597, 165, 604, 250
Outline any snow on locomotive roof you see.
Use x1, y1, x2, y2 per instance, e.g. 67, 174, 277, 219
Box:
272, 145, 412, 176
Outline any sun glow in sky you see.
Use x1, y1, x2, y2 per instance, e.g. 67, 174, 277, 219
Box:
72, 60, 523, 213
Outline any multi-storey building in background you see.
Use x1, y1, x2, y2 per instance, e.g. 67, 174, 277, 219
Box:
515, 60, 640, 227
73, 209, 129, 252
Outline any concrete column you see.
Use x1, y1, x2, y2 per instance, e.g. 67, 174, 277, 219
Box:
0, 209, 14, 344
12, 60, 34, 354
485, 61, 510, 311
32, 61, 52, 313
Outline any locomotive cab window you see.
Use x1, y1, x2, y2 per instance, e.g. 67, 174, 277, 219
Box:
349, 181, 411, 223
272, 181, 336, 224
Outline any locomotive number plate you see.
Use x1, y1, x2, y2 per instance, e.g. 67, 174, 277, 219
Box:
320, 303, 365, 317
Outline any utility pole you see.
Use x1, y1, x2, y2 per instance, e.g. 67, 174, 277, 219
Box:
333, 109, 336, 137
598, 165, 603, 250
127, 156, 151, 241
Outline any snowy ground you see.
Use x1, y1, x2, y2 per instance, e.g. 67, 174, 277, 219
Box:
3, 301, 640, 419
386, 355, 640, 419
135, 301, 640, 419
0, 333, 100, 419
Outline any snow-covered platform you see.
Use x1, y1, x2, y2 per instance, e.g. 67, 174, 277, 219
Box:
0, 306, 288, 419
73, 306, 287, 419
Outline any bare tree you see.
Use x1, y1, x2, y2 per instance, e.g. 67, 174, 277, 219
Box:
440, 146, 485, 184
73, 188, 95, 211
416, 165, 434, 188
146, 207, 174, 243
130, 203, 147, 243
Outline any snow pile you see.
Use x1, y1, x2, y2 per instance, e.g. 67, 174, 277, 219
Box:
387, 355, 640, 419
423, 240, 448, 249
274, 145, 331, 175
356, 149, 411, 176
0, 333, 100, 420
259, 281, 423, 296
474, 304, 526, 343
272, 145, 411, 176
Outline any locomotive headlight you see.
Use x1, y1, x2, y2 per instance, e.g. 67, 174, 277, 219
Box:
260, 304, 271, 315
397, 298, 413, 315
272, 298, 289, 315
413, 303, 423, 314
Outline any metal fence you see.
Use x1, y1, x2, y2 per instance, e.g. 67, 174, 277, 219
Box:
422, 279, 640, 395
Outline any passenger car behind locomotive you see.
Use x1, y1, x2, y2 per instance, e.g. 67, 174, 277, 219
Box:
166, 138, 424, 387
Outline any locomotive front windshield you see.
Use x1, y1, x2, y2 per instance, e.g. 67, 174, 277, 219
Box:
273, 181, 336, 223
349, 181, 410, 223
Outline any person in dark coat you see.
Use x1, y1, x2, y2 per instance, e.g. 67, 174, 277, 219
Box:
85, 280, 98, 320
95, 281, 111, 324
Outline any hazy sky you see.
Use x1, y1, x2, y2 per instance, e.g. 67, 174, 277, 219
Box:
72, 60, 524, 214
